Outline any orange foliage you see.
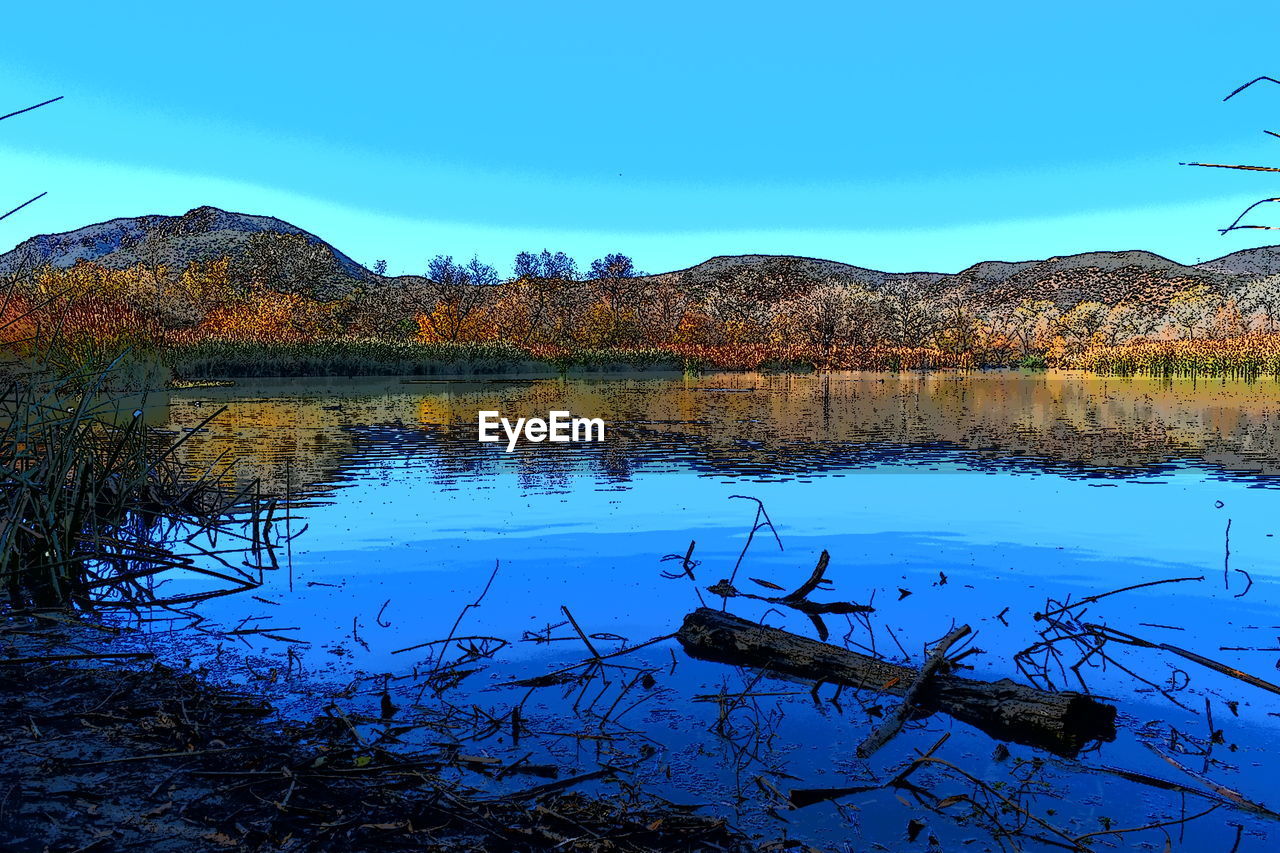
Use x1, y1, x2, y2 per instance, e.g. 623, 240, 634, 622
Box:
0, 294, 39, 349
14, 255, 1280, 377
415, 304, 501, 343
1071, 332, 1280, 376
199, 291, 334, 343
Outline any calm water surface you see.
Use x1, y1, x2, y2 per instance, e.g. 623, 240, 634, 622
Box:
134, 371, 1280, 850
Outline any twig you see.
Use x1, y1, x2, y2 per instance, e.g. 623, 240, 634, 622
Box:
1225, 76, 1280, 101
1, 651, 155, 665
856, 624, 971, 759
0, 96, 64, 123
1034, 575, 1203, 622
784, 550, 830, 602
909, 756, 1084, 850
560, 605, 600, 659
1087, 623, 1280, 698
726, 495, 783, 590
507, 632, 675, 688
1144, 742, 1280, 819
1071, 803, 1221, 845
0, 192, 47, 223
430, 560, 501, 673
1224, 518, 1231, 591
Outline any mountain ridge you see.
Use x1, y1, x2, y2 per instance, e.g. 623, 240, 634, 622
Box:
0, 206, 373, 284
1, 206, 1271, 309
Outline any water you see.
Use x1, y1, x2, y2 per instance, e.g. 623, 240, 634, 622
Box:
133, 371, 1280, 849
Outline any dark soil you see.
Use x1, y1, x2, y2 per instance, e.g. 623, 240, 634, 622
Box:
0, 620, 753, 853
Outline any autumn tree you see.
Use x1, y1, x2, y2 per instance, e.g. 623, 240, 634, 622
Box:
876, 280, 937, 347
1164, 285, 1217, 339
588, 253, 638, 280
1206, 296, 1247, 340
702, 261, 808, 345
347, 277, 434, 339
513, 251, 538, 280
1058, 301, 1110, 345
514, 249, 578, 282
1009, 299, 1060, 358
164, 258, 235, 328
933, 288, 982, 354
773, 281, 882, 350
637, 279, 697, 344
200, 290, 338, 342
1101, 302, 1154, 345
417, 254, 500, 342
1237, 275, 1280, 331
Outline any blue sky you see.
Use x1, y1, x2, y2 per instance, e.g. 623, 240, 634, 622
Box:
2, 1, 1280, 276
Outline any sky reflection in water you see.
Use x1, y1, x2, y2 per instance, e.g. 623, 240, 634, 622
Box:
137, 372, 1280, 848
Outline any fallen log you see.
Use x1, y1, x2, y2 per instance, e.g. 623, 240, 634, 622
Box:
677, 608, 1116, 758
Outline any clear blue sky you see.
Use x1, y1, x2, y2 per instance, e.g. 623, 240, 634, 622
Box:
2, 1, 1279, 276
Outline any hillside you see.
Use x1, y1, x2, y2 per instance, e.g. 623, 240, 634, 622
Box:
0, 206, 1268, 310
0, 206, 374, 296
953, 250, 1226, 308
1196, 246, 1280, 278
643, 254, 950, 289
631, 249, 1230, 310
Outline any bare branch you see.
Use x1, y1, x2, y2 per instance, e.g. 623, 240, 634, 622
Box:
1224, 76, 1280, 101
1206, 197, 1280, 235
0, 95, 63, 123
0, 192, 47, 223
1181, 161, 1280, 173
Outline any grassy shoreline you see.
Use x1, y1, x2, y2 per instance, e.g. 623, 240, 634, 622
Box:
149, 338, 1280, 382
161, 339, 691, 380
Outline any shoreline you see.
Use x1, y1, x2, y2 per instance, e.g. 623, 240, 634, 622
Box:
0, 612, 751, 853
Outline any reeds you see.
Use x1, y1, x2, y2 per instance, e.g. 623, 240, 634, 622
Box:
164, 338, 543, 378
163, 338, 686, 378
1, 345, 280, 611
1071, 333, 1280, 378
160, 337, 996, 380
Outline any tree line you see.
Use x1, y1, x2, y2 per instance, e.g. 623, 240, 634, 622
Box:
7, 230, 1280, 375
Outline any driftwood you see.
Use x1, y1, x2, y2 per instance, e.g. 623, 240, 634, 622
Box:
677, 608, 1116, 758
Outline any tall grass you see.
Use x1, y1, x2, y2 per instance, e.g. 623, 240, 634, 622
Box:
163, 338, 688, 378
160, 337, 1001, 378
1070, 334, 1280, 378
165, 339, 545, 378
1, 342, 277, 612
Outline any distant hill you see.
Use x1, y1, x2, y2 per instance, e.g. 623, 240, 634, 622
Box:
0, 206, 374, 293
1196, 246, 1280, 278
646, 254, 949, 289
632, 250, 1229, 309
952, 250, 1224, 308
0, 206, 1270, 310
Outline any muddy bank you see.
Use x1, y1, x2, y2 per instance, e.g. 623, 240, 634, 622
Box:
0, 620, 751, 853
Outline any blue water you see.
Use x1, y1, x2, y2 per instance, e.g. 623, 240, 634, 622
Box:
132, 372, 1280, 850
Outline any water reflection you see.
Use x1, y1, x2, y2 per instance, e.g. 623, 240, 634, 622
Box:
151, 370, 1280, 496
132, 370, 1280, 850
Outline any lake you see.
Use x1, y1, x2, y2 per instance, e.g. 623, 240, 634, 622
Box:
132, 370, 1280, 850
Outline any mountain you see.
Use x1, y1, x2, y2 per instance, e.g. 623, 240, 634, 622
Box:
647, 254, 950, 289
951, 250, 1222, 308
632, 249, 1227, 309
1196, 246, 1280, 277
0, 206, 1268, 310
0, 206, 374, 288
